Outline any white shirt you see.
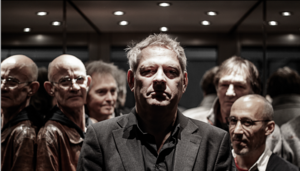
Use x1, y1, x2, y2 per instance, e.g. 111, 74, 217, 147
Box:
232, 147, 272, 171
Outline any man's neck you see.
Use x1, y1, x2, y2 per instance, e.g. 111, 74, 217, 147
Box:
136, 105, 177, 153
58, 105, 85, 131
219, 108, 228, 124
2, 101, 29, 127
235, 146, 266, 170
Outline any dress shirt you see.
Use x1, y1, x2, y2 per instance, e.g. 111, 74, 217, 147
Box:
232, 147, 272, 171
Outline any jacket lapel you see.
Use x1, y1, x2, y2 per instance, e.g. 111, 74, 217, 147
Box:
112, 113, 144, 171
174, 119, 202, 171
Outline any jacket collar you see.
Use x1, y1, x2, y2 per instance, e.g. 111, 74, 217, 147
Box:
48, 106, 86, 139
1, 105, 40, 132
112, 108, 202, 171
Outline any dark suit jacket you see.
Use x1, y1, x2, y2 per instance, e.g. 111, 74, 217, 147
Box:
266, 153, 299, 171
77, 110, 232, 171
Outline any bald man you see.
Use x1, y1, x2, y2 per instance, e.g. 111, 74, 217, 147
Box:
36, 54, 91, 171
1, 55, 41, 171
229, 95, 297, 171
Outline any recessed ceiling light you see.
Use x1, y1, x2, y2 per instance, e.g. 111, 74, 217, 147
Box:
52, 21, 61, 26
206, 11, 218, 16
114, 11, 124, 16
158, 2, 171, 7
24, 28, 30, 32
119, 21, 128, 26
201, 20, 210, 26
37, 11, 48, 16
269, 21, 278, 26
281, 11, 292, 16
160, 27, 168, 32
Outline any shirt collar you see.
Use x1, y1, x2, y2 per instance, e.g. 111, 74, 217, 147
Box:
232, 147, 272, 171
126, 108, 182, 138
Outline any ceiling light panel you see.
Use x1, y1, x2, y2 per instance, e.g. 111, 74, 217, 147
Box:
37, 11, 48, 16
158, 2, 171, 7
52, 21, 61, 26
119, 21, 128, 26
114, 11, 124, 16
269, 21, 278, 26
281, 11, 292, 16
160, 27, 168, 32
206, 11, 217, 16
201, 20, 210, 26
24, 28, 30, 32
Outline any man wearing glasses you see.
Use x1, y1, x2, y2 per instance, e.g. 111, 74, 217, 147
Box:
1, 55, 41, 171
36, 54, 91, 171
229, 94, 297, 171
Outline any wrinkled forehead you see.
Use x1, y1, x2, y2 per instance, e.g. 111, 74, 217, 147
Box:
51, 62, 86, 80
1, 61, 31, 80
219, 67, 250, 83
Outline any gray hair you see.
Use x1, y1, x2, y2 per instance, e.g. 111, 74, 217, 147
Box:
85, 60, 119, 87
126, 33, 187, 73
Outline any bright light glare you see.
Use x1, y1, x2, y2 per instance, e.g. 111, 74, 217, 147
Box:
160, 27, 168, 32
37, 11, 48, 16
119, 21, 128, 26
207, 11, 217, 16
159, 3, 171, 7
52, 21, 61, 26
281, 12, 291, 16
201, 20, 210, 25
269, 21, 278, 26
24, 28, 30, 32
114, 11, 124, 16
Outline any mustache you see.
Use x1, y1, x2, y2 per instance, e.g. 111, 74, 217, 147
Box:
231, 136, 247, 142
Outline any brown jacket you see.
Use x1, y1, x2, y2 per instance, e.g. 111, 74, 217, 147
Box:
36, 120, 84, 171
1, 120, 38, 171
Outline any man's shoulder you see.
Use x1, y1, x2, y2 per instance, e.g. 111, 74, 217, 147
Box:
90, 114, 129, 131
5, 120, 37, 142
38, 120, 65, 139
267, 153, 298, 171
185, 116, 228, 137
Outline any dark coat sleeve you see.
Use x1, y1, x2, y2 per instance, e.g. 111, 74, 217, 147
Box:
77, 125, 103, 171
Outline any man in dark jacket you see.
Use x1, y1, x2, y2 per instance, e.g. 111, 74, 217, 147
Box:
36, 54, 91, 171
77, 33, 232, 171
229, 94, 298, 171
1, 55, 41, 171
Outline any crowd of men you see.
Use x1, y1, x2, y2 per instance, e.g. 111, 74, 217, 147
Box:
1, 33, 300, 171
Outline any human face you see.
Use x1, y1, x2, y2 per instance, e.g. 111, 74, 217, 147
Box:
87, 73, 117, 116
50, 62, 89, 109
130, 45, 188, 111
229, 98, 267, 156
1, 61, 31, 109
217, 72, 253, 118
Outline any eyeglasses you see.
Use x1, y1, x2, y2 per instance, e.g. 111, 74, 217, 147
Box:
227, 116, 270, 128
1, 77, 31, 88
52, 75, 86, 88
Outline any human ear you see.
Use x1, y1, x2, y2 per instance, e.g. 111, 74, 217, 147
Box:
127, 69, 135, 92
182, 72, 188, 93
265, 120, 275, 136
86, 75, 92, 87
44, 81, 54, 96
28, 81, 40, 97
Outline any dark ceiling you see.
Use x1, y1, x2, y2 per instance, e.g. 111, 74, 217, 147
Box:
2, 0, 300, 34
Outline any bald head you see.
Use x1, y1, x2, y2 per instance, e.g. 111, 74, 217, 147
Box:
48, 54, 86, 82
232, 94, 273, 120
1, 55, 38, 81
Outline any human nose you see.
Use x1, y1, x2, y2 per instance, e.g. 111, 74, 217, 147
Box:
233, 120, 243, 134
226, 84, 236, 96
105, 92, 113, 101
70, 79, 80, 90
153, 68, 166, 84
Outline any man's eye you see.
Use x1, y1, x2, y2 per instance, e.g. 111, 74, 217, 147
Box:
243, 120, 253, 126
76, 77, 85, 83
141, 69, 154, 76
